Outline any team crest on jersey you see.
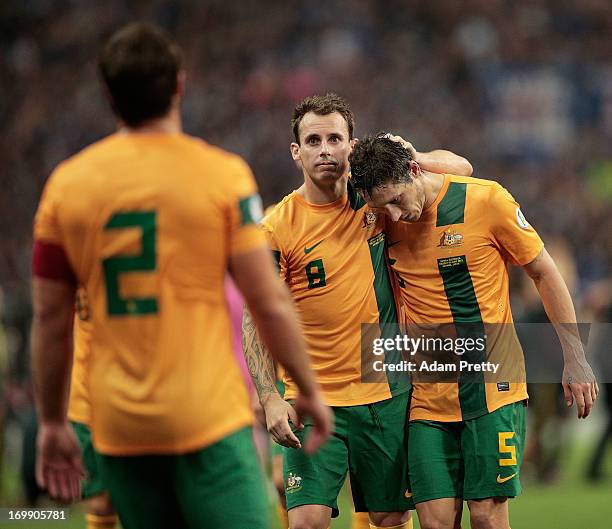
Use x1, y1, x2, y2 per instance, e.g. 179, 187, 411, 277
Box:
362, 210, 377, 228
286, 472, 303, 493
438, 228, 464, 248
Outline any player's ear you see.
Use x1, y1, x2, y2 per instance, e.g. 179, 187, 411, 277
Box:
350, 137, 358, 151
408, 159, 421, 179
290, 142, 300, 162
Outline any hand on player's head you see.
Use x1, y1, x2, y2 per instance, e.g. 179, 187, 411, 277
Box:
382, 133, 417, 159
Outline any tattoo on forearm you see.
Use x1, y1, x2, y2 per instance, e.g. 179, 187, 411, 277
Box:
242, 307, 277, 400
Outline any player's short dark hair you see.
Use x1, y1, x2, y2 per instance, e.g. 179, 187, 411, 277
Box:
99, 22, 182, 127
291, 93, 355, 144
349, 135, 414, 196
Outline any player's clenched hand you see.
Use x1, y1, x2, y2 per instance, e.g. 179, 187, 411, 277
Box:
36, 421, 85, 503
293, 392, 333, 454
262, 393, 303, 449
562, 360, 599, 419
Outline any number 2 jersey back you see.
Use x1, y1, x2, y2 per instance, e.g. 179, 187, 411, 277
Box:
34, 132, 265, 456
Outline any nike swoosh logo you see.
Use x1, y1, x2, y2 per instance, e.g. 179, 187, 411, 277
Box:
496, 472, 517, 484
404, 490, 413, 498
304, 240, 325, 254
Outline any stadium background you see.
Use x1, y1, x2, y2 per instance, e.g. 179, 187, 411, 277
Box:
0, 1, 610, 527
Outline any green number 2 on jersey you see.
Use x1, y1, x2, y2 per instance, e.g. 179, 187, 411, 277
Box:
102, 211, 158, 316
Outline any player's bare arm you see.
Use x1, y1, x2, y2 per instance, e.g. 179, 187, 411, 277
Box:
384, 134, 473, 176
231, 246, 333, 453
523, 247, 599, 418
242, 305, 278, 401
242, 305, 303, 449
31, 276, 84, 503
416, 149, 473, 176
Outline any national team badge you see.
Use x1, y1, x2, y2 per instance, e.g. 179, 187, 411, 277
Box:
438, 228, 464, 248
363, 210, 377, 228
286, 472, 303, 494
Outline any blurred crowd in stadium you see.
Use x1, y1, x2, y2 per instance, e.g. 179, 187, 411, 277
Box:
1, 0, 611, 503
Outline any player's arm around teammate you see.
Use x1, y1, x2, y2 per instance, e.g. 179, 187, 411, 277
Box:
242, 133, 473, 450
382, 134, 473, 177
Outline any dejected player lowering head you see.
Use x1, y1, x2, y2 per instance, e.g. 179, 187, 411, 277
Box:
349, 134, 429, 222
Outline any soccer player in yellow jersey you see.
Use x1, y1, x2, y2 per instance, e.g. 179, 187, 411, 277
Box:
243, 93, 473, 529
30, 23, 332, 529
349, 135, 599, 529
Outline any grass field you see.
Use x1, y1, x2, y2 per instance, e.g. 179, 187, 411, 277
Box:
1, 436, 611, 529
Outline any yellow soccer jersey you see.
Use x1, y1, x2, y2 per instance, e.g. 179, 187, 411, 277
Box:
262, 183, 410, 406
34, 132, 265, 455
387, 174, 544, 422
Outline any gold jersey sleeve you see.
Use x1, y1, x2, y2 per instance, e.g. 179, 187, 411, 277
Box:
388, 175, 543, 422
487, 182, 544, 266
34, 133, 265, 455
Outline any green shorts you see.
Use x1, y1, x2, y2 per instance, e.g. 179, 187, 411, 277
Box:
408, 401, 526, 504
71, 421, 106, 499
283, 391, 414, 517
98, 427, 271, 529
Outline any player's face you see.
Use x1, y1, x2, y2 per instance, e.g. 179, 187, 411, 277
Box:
363, 165, 426, 222
291, 112, 354, 183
